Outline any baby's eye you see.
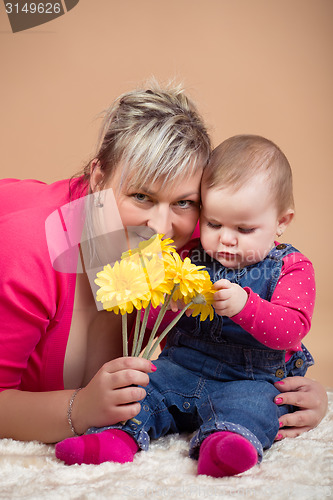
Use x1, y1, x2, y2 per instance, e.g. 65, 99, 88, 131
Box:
207, 221, 221, 229
238, 227, 255, 234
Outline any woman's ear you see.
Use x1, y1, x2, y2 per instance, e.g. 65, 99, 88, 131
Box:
276, 209, 294, 237
89, 159, 105, 192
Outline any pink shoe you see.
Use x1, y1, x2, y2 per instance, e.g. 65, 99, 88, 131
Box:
55, 429, 138, 465
197, 431, 258, 477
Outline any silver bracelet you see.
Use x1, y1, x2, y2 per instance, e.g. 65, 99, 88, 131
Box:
67, 388, 83, 437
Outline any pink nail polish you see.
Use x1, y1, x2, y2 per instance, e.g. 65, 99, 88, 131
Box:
275, 397, 283, 404
276, 433, 283, 441
275, 381, 285, 385
279, 421, 284, 428
150, 363, 157, 372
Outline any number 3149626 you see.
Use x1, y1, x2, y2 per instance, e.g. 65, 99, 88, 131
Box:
5, 3, 61, 14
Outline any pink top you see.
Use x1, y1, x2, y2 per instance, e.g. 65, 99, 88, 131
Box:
232, 252, 315, 359
0, 178, 85, 392
146, 245, 316, 360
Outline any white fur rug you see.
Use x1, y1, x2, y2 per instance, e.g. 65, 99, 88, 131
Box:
0, 392, 332, 500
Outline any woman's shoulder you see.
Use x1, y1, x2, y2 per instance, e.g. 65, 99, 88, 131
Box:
0, 177, 79, 217
0, 177, 85, 274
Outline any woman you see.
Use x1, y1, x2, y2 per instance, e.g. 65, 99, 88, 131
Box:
0, 82, 327, 444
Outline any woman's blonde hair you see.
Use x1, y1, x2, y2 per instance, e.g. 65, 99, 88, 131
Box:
79, 80, 211, 190
203, 135, 294, 214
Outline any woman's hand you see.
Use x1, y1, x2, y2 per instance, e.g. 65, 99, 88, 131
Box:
274, 376, 328, 439
72, 357, 155, 434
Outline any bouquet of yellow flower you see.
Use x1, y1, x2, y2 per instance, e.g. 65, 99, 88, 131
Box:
94, 234, 215, 360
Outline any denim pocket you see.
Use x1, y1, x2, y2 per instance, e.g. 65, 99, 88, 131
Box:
285, 347, 314, 377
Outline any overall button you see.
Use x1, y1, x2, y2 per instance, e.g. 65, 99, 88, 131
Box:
275, 368, 284, 378
276, 244, 287, 250
183, 402, 191, 410
143, 405, 150, 412
295, 359, 304, 368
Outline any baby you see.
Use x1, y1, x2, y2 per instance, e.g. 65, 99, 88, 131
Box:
56, 135, 315, 477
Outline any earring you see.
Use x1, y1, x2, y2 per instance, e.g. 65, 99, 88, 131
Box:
94, 193, 104, 208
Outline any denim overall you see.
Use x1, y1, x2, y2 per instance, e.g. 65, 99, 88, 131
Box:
89, 243, 314, 462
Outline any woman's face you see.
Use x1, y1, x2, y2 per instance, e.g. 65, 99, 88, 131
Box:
101, 167, 203, 250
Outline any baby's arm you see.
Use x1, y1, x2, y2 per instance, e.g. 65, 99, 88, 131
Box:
213, 253, 315, 350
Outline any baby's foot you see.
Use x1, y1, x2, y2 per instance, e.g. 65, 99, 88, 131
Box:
55, 429, 138, 465
197, 431, 258, 477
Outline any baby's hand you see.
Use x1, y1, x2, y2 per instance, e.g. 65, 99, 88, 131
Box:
213, 279, 248, 317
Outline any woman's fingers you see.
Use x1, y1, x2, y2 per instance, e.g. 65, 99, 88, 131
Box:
273, 376, 328, 440
110, 402, 143, 424
274, 376, 328, 413
111, 386, 147, 406
104, 356, 154, 376
77, 357, 155, 431
106, 368, 150, 390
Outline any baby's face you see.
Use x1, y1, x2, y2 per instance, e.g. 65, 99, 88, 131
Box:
200, 177, 281, 269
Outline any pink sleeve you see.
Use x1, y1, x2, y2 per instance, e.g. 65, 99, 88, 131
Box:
0, 209, 58, 391
231, 253, 315, 350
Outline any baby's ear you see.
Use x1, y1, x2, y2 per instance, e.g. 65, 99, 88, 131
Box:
277, 209, 294, 236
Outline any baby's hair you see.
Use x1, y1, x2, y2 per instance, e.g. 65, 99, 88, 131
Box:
78, 79, 211, 191
203, 135, 294, 214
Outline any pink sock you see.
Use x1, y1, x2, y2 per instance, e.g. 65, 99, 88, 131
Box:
55, 429, 138, 465
197, 431, 258, 477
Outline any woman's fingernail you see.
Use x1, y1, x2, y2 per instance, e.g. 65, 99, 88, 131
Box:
276, 434, 283, 441
150, 363, 157, 372
279, 421, 284, 428
275, 397, 283, 404
275, 381, 285, 385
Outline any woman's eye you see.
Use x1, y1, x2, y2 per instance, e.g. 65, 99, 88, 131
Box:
132, 193, 149, 202
176, 200, 193, 208
238, 227, 255, 234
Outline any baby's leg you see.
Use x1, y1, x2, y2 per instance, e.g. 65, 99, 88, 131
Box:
194, 380, 283, 477
197, 431, 258, 477
55, 429, 138, 465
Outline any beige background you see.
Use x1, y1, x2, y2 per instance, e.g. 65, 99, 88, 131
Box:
0, 0, 332, 387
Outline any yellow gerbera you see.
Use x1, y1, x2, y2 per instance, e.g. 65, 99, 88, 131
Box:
121, 233, 176, 261
163, 252, 207, 301
157, 234, 177, 255
144, 254, 174, 308
184, 273, 215, 321
121, 234, 176, 309
95, 256, 150, 315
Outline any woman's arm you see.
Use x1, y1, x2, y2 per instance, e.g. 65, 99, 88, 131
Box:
274, 376, 328, 439
0, 357, 154, 443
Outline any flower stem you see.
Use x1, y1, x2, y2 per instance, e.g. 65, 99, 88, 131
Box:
134, 302, 151, 357
131, 309, 142, 356
122, 313, 128, 357
147, 301, 193, 360
142, 286, 177, 359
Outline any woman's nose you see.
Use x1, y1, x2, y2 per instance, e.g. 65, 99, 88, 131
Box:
147, 205, 173, 237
